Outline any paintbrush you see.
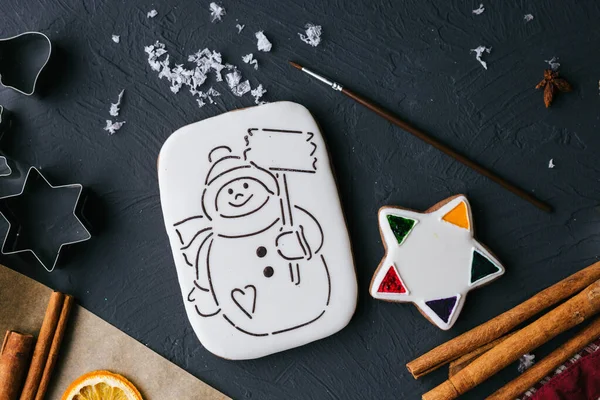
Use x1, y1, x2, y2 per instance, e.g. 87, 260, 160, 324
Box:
289, 61, 552, 213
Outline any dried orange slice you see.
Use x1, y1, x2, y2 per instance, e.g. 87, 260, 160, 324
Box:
61, 370, 143, 400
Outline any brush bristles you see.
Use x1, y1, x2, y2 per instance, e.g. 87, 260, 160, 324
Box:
288, 61, 303, 70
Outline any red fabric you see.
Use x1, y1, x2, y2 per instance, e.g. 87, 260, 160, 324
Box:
530, 350, 600, 400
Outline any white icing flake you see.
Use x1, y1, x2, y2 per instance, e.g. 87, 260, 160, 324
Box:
104, 120, 125, 135
209, 2, 225, 23
251, 84, 266, 104
472, 4, 485, 15
524, 14, 534, 22
545, 56, 560, 71
232, 81, 251, 97
144, 41, 167, 72
206, 87, 221, 100
236, 24, 245, 33
147, 9, 158, 18
197, 87, 221, 108
109, 89, 125, 117
548, 159, 555, 169
255, 31, 272, 52
225, 70, 241, 88
518, 353, 535, 373
226, 70, 251, 97
112, 35, 120, 43
299, 23, 322, 47
145, 41, 263, 106
242, 53, 258, 70
471, 46, 491, 70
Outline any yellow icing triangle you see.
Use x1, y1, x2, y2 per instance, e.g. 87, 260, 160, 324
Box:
442, 201, 470, 230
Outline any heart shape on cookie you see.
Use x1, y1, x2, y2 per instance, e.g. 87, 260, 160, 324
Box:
231, 285, 257, 319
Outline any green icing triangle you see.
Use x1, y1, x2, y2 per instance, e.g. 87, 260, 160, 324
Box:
386, 215, 416, 245
471, 251, 501, 284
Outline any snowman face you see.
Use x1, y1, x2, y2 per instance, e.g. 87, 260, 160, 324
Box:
215, 177, 272, 218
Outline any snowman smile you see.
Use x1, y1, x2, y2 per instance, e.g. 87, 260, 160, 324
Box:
220, 196, 272, 219
229, 194, 253, 207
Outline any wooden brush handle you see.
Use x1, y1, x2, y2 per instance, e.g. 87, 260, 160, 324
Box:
341, 87, 552, 213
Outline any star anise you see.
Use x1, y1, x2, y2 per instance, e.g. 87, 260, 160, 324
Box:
536, 69, 572, 108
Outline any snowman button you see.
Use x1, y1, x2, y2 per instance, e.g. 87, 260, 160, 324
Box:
263, 266, 274, 277
256, 246, 267, 258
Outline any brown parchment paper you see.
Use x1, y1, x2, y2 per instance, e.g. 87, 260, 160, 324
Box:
0, 265, 229, 400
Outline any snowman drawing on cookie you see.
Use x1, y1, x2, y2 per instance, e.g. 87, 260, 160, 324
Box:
158, 102, 357, 359
174, 142, 331, 335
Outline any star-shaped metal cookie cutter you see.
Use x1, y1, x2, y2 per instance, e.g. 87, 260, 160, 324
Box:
0, 167, 91, 272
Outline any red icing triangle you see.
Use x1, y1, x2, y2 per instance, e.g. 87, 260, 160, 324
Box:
377, 266, 407, 294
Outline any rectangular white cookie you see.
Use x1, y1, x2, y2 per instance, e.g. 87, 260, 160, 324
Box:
158, 101, 357, 359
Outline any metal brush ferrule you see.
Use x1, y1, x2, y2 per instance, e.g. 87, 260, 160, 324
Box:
331, 82, 343, 91
302, 67, 343, 91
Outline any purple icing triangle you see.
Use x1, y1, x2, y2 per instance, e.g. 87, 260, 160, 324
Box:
425, 296, 458, 323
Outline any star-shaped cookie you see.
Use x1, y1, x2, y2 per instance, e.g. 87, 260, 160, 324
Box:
369, 195, 504, 330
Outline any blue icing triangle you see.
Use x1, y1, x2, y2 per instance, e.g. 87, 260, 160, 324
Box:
425, 296, 458, 323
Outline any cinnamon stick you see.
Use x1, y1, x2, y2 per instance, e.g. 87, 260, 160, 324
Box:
19, 292, 64, 400
422, 278, 600, 400
407, 261, 600, 378
0, 331, 34, 400
448, 332, 516, 377
34, 295, 74, 400
487, 315, 600, 400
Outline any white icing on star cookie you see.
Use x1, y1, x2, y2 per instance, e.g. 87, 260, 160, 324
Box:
369, 195, 504, 330
158, 101, 357, 359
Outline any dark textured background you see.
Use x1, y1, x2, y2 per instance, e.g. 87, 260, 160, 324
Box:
1, 0, 600, 398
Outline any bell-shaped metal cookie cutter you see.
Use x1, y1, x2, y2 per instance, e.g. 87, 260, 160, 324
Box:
0, 106, 13, 177
0, 32, 52, 95
0, 167, 91, 271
